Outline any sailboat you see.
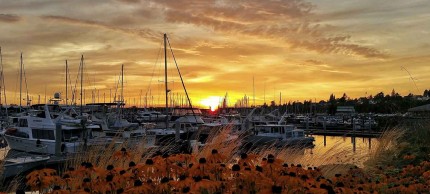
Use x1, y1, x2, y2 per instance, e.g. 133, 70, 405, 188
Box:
146, 34, 206, 145
99, 64, 156, 147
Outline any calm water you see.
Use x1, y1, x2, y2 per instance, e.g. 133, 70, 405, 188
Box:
275, 135, 379, 168
0, 135, 379, 169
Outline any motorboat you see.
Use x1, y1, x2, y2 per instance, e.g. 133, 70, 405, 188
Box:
2, 105, 104, 155
245, 124, 314, 148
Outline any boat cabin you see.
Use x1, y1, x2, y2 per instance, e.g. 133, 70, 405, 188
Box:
253, 124, 305, 138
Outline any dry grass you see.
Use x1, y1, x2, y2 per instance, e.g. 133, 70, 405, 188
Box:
36, 124, 385, 180
64, 136, 159, 172
4, 122, 424, 193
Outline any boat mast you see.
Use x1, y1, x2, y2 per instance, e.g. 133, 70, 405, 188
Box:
164, 33, 169, 130
0, 47, 2, 109
253, 76, 255, 107
80, 55, 84, 115
0, 47, 6, 116
19, 52, 23, 112
120, 64, 124, 120
65, 60, 68, 106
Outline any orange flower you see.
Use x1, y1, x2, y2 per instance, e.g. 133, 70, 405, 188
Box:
206, 149, 227, 164
113, 147, 131, 160
190, 176, 221, 193
170, 174, 194, 191
423, 170, 430, 179
238, 153, 259, 169
124, 180, 152, 194
26, 168, 59, 191
403, 153, 416, 160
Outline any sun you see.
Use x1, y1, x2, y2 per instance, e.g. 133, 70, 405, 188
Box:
200, 96, 221, 111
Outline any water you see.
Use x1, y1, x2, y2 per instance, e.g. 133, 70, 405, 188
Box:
275, 135, 378, 168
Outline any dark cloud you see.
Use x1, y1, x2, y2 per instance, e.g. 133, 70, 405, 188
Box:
0, 14, 21, 23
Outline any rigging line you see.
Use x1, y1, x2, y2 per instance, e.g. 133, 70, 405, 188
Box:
146, 40, 163, 97
23, 62, 30, 106
113, 71, 121, 102
72, 59, 81, 105
166, 36, 197, 117
14, 68, 18, 106
400, 66, 419, 92
68, 63, 73, 103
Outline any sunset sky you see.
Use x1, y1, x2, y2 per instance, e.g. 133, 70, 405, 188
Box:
0, 0, 429, 108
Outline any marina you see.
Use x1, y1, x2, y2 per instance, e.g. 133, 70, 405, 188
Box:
0, 2, 429, 191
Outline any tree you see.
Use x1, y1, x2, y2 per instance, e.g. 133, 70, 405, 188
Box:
424, 89, 429, 97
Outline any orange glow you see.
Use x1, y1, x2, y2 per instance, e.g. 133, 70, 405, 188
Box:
200, 96, 221, 111
1, 1, 429, 106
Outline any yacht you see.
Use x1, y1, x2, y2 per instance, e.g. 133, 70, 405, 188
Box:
246, 124, 314, 148
136, 109, 168, 122
2, 105, 103, 155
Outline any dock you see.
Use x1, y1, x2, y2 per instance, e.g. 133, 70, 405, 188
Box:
304, 129, 382, 138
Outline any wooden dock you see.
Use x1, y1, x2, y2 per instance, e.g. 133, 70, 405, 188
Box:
304, 129, 382, 138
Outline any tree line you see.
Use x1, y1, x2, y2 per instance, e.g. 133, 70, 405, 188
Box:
262, 89, 430, 115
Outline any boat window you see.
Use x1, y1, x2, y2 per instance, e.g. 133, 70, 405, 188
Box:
286, 131, 292, 138
62, 130, 82, 141
32, 129, 55, 140
18, 119, 28, 127
36, 111, 46, 118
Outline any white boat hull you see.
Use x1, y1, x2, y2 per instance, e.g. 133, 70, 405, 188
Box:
4, 134, 81, 155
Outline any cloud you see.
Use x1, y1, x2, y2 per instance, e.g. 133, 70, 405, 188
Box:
0, 14, 21, 23
117, 0, 140, 3
151, 0, 386, 59
41, 15, 162, 43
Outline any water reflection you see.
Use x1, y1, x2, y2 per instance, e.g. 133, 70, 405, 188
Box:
278, 135, 378, 168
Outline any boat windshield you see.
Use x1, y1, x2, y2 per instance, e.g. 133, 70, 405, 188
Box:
62, 129, 82, 141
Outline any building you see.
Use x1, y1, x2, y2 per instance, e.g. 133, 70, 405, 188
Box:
336, 106, 355, 116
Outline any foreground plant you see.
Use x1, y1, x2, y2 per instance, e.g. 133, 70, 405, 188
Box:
23, 149, 430, 193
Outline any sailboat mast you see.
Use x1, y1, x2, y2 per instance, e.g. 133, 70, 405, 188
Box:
120, 64, 124, 120
253, 76, 255, 107
66, 60, 68, 106
0, 47, 5, 116
164, 33, 168, 130
80, 55, 83, 115
0, 47, 2, 107
19, 52, 23, 112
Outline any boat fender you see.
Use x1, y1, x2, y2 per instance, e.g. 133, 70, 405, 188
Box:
61, 144, 66, 153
